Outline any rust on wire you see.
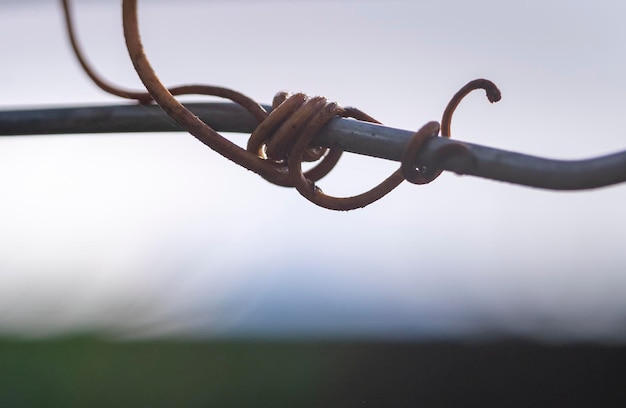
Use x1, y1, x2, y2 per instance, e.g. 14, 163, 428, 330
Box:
57, 0, 505, 210
401, 79, 501, 184
4, 0, 611, 208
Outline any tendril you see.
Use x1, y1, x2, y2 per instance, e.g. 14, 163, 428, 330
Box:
61, 0, 501, 210
401, 79, 501, 185
441, 78, 501, 137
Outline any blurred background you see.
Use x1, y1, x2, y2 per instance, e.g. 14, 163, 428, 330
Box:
1, 0, 625, 406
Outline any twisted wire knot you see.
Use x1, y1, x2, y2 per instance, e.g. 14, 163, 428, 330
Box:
62, 0, 502, 210
243, 91, 406, 210
246, 92, 342, 188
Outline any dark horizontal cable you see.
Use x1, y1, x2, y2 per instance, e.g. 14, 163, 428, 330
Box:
0, 103, 262, 136
1, 102, 626, 190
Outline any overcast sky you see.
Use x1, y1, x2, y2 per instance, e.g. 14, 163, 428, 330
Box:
1, 0, 626, 341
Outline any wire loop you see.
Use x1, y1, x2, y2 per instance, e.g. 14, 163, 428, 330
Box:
400, 79, 502, 184
401, 121, 442, 184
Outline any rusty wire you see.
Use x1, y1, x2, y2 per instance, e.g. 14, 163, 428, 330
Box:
59, 0, 503, 210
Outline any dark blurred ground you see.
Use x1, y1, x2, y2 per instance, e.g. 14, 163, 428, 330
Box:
0, 337, 624, 407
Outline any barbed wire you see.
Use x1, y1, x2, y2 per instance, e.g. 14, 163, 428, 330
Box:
2, 0, 625, 209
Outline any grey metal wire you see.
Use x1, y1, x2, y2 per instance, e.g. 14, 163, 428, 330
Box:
1, 102, 626, 190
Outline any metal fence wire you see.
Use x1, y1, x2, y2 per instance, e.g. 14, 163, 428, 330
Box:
2, 0, 626, 210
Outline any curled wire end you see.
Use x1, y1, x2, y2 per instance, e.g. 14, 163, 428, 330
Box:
441, 78, 501, 137
399, 79, 501, 185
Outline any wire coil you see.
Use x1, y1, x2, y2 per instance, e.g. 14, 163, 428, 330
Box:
61, 0, 501, 210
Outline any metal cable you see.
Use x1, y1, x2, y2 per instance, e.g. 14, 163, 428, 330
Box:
4, 0, 624, 210
2, 103, 626, 191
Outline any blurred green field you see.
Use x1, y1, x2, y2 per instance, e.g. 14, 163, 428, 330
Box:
0, 337, 624, 407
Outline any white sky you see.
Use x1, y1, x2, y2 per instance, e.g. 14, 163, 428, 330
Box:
1, 0, 626, 341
